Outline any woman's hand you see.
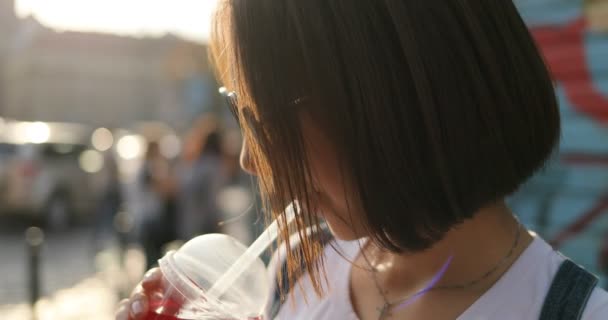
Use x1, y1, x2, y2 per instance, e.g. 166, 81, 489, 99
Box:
115, 268, 162, 320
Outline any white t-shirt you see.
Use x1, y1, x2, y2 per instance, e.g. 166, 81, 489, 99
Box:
269, 235, 608, 319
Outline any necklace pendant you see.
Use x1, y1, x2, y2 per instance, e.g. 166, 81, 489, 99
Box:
378, 303, 391, 320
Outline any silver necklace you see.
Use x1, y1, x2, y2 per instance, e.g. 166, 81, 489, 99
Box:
363, 223, 522, 320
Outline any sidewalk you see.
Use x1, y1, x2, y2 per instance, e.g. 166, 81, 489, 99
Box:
0, 245, 146, 320
0, 275, 118, 320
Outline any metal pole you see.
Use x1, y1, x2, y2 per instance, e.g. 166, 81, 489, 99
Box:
113, 210, 132, 262
25, 227, 44, 320
113, 210, 133, 298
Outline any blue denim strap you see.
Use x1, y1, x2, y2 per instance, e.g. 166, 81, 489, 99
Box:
269, 227, 333, 319
539, 260, 598, 320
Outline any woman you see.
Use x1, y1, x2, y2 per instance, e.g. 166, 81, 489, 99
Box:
117, 1, 608, 319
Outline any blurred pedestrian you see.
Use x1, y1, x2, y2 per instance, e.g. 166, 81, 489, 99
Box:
175, 115, 224, 241
92, 150, 122, 249
134, 141, 176, 269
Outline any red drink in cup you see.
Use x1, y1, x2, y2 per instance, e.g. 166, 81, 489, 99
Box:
139, 204, 299, 320
144, 313, 183, 320
142, 233, 269, 320
142, 290, 186, 320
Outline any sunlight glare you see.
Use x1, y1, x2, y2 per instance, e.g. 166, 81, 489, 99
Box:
15, 0, 220, 42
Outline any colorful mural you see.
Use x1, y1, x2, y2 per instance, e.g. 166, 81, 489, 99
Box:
510, 0, 608, 286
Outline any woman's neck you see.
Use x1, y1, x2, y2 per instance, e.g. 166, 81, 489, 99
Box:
365, 202, 534, 296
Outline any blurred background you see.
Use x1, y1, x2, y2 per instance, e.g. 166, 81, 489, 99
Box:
0, 0, 606, 319
0, 1, 261, 319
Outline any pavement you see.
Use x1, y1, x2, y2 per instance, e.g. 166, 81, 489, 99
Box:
0, 203, 258, 320
0, 220, 146, 320
0, 276, 118, 320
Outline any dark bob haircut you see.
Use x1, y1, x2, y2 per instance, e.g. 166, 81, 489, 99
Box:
211, 0, 560, 294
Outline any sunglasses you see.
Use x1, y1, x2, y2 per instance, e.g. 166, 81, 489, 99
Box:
219, 87, 309, 127
219, 87, 241, 126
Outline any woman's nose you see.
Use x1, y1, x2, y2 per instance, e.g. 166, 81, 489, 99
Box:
239, 138, 258, 176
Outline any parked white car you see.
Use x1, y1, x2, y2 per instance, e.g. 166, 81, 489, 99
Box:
0, 121, 104, 230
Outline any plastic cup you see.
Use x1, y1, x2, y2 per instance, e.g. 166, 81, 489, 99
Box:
143, 233, 269, 320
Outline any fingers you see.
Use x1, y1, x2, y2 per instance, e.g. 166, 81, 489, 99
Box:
130, 268, 162, 297
115, 299, 130, 320
118, 268, 160, 320
115, 294, 149, 320
141, 268, 163, 291
129, 293, 149, 320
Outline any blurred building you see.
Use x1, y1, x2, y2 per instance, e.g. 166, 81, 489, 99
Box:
0, 1, 18, 45
0, 0, 19, 113
0, 2, 218, 130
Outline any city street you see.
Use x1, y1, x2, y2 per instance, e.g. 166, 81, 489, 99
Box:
0, 217, 137, 319
0, 219, 97, 304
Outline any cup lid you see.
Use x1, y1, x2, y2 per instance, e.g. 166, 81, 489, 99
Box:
161, 233, 269, 317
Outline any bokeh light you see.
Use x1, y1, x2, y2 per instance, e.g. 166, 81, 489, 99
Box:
116, 135, 145, 160
159, 134, 181, 159
79, 150, 104, 173
15, 122, 51, 144
91, 128, 114, 152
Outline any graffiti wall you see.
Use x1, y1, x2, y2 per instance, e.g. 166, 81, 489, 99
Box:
510, 0, 608, 286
